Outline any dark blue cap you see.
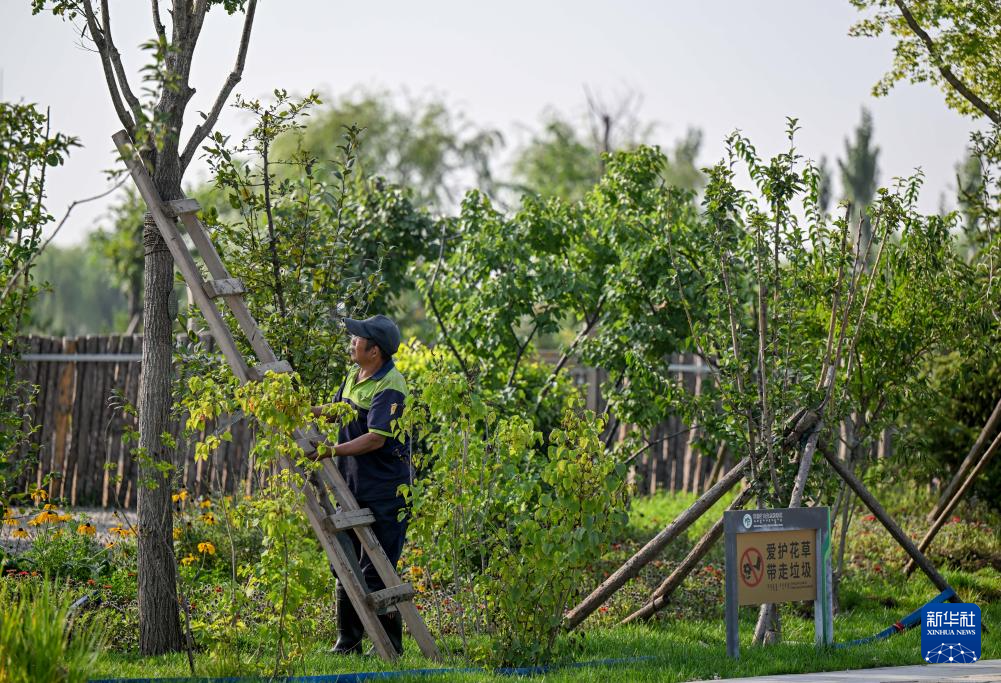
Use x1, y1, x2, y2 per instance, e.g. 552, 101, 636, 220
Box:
343, 314, 401, 357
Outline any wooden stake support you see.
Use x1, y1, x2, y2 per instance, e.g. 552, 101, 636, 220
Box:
113, 130, 440, 663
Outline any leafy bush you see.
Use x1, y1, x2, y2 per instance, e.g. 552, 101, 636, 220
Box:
20, 528, 108, 581
397, 345, 630, 665
0, 578, 106, 683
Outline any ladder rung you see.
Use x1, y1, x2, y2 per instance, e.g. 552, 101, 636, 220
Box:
250, 360, 292, 380
203, 277, 246, 298
367, 584, 415, 612
295, 426, 323, 455
162, 198, 202, 217
324, 508, 375, 533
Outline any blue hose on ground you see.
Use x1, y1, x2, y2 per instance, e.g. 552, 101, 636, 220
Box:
88, 656, 655, 683
835, 587, 956, 649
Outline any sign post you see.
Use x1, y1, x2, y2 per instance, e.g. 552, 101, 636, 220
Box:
724, 507, 833, 658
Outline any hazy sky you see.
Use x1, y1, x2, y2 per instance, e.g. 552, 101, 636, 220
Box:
0, 1, 985, 245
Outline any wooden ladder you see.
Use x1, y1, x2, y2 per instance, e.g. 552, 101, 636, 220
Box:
112, 130, 440, 663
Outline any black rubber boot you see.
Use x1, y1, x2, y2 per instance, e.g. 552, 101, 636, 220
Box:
331, 587, 363, 655
366, 610, 403, 656
380, 611, 404, 655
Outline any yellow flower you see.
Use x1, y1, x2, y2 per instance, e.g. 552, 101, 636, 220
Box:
197, 541, 215, 555
3, 515, 17, 527
109, 526, 134, 538
30, 488, 47, 503
200, 512, 216, 525
173, 527, 182, 540
43, 503, 57, 511
12, 527, 29, 539
56, 514, 72, 522
223, 496, 233, 506
28, 510, 59, 526
77, 523, 96, 536
198, 499, 212, 509
104, 541, 117, 550
180, 554, 197, 566
171, 489, 188, 503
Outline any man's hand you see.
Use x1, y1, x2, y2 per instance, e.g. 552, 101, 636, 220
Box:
306, 444, 335, 461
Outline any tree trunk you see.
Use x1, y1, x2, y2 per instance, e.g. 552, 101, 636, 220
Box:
136, 147, 185, 654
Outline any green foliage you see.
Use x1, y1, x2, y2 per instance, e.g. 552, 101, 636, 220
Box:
0, 578, 107, 683
420, 145, 703, 440
197, 90, 383, 398
0, 101, 76, 504
171, 488, 335, 672
19, 526, 109, 582
396, 344, 630, 665
849, 0, 1000, 121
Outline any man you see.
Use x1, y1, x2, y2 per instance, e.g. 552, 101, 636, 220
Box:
310, 314, 411, 655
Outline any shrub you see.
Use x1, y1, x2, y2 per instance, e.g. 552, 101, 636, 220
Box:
397, 348, 630, 666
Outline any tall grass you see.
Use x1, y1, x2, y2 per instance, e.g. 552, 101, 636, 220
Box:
0, 579, 106, 683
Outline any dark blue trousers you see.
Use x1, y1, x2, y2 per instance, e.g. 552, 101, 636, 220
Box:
345, 496, 407, 592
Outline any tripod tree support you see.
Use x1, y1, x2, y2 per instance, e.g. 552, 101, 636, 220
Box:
564, 457, 749, 630
928, 397, 1001, 522
819, 447, 960, 602
905, 429, 1001, 577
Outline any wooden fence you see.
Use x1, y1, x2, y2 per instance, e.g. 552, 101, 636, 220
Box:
9, 336, 716, 508
11, 334, 258, 508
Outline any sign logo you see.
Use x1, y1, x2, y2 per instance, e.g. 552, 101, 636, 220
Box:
922, 603, 981, 663
740, 547, 764, 587
742, 513, 753, 529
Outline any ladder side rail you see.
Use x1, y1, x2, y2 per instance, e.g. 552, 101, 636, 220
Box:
112, 131, 251, 382
290, 462, 398, 660
115, 130, 439, 661
176, 212, 280, 366
320, 459, 441, 659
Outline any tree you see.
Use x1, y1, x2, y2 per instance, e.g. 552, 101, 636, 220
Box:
511, 100, 704, 202
273, 90, 503, 211
838, 108, 880, 244
34, 0, 260, 654
816, 155, 834, 215
849, 0, 1000, 123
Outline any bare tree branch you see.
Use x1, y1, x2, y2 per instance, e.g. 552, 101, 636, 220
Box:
893, 0, 999, 124
151, 0, 167, 43
180, 0, 210, 66
425, 223, 472, 379
180, 0, 258, 171
100, 0, 143, 126
81, 0, 135, 136
536, 294, 605, 405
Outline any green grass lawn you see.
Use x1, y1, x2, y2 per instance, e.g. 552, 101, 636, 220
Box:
89, 487, 1001, 682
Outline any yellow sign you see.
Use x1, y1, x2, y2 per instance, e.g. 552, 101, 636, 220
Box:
735, 528, 816, 605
